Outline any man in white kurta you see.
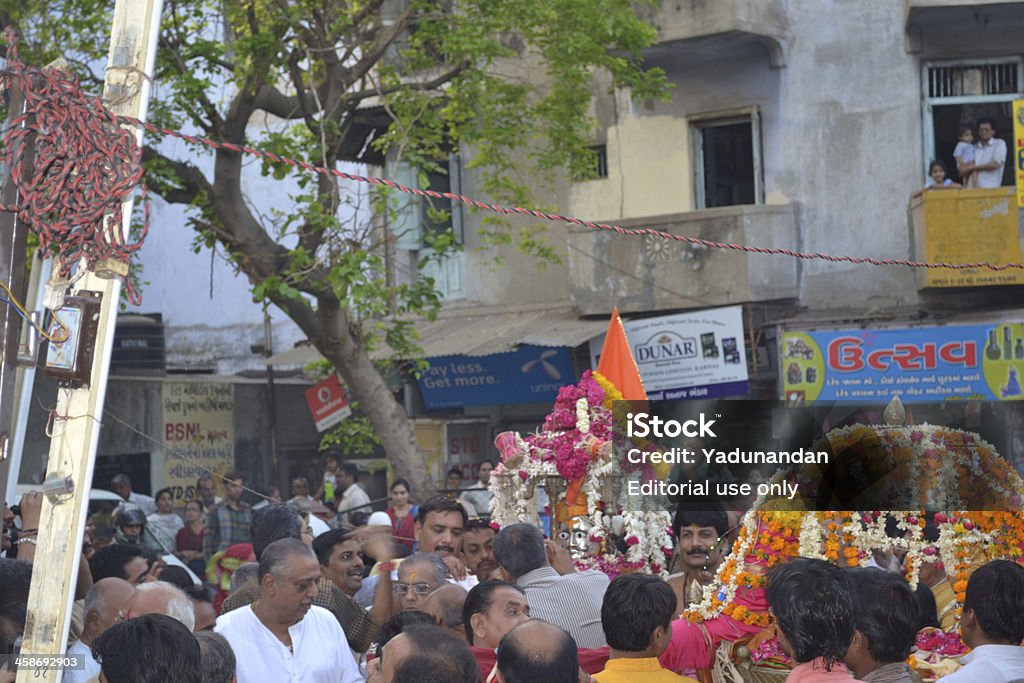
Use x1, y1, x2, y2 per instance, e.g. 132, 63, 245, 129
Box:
215, 538, 361, 683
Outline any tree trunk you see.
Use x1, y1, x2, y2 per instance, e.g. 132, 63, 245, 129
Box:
309, 299, 433, 502
197, 124, 435, 501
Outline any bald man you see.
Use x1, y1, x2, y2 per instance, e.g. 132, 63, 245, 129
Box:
66, 578, 135, 683
124, 581, 196, 632
420, 584, 469, 641
497, 620, 580, 683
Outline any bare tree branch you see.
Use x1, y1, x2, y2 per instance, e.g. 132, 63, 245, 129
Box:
141, 146, 210, 205
346, 61, 469, 103
344, 4, 416, 87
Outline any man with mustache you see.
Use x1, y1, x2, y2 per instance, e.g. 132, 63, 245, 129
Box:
312, 527, 396, 628
215, 538, 360, 682
415, 495, 478, 589
666, 510, 728, 612
462, 519, 499, 580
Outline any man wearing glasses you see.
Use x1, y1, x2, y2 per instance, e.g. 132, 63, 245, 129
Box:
394, 552, 448, 612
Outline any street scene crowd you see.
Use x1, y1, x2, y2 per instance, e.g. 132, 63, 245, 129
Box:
4, 455, 1023, 683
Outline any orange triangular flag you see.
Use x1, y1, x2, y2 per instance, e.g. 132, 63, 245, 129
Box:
596, 308, 647, 401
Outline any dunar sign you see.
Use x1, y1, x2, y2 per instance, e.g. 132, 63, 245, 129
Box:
781, 323, 1024, 403
590, 306, 749, 400
418, 345, 575, 410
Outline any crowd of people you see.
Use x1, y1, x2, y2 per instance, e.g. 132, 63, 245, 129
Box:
3, 460, 1024, 683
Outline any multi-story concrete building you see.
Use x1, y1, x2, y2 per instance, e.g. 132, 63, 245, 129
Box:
372, 0, 1024, 475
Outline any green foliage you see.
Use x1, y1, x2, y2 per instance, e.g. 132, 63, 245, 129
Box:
7, 0, 666, 409
305, 360, 382, 456
318, 407, 382, 457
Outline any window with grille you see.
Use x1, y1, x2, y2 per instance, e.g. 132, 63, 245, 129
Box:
926, 61, 1019, 98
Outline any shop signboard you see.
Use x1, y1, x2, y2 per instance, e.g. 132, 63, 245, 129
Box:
418, 345, 575, 410
304, 373, 351, 432
162, 382, 235, 505
589, 306, 749, 400
781, 323, 1024, 403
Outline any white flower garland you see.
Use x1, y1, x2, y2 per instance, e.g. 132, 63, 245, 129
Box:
575, 397, 590, 434
798, 512, 825, 560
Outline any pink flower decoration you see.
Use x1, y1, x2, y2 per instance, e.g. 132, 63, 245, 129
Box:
915, 630, 967, 657
911, 430, 924, 442
518, 470, 528, 481
625, 535, 640, 546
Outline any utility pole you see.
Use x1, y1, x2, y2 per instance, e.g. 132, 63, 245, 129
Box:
0, 77, 32, 498
16, 2, 163, 681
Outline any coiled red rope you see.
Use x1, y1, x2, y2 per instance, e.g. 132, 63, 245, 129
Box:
0, 28, 146, 304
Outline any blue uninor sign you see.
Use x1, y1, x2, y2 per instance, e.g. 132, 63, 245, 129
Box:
418, 345, 576, 409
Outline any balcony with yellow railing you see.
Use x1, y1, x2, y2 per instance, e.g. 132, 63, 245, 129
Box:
911, 187, 1024, 289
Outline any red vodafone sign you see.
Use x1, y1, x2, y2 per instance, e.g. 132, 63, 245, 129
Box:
305, 373, 352, 432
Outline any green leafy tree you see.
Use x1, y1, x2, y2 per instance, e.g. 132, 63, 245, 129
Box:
3, 0, 665, 497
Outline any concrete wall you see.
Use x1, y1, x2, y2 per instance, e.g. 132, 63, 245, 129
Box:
567, 204, 800, 315
777, 0, 922, 309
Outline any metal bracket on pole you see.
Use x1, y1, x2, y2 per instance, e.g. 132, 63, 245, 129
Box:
16, 310, 41, 367
40, 472, 74, 506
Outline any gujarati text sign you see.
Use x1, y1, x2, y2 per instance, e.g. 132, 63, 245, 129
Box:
162, 382, 234, 505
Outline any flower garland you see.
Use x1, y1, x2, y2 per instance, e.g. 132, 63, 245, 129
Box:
491, 370, 671, 576
523, 371, 612, 481
591, 371, 623, 408
679, 420, 1024, 631
797, 512, 825, 560
495, 394, 1024, 629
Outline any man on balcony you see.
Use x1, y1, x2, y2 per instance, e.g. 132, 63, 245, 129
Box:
961, 117, 1007, 189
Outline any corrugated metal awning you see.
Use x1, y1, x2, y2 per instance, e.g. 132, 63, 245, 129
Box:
266, 303, 606, 366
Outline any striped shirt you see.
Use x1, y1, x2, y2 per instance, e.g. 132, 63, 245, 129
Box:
203, 502, 252, 556
517, 566, 609, 648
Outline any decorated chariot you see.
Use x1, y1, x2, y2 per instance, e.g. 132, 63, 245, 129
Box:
489, 369, 1024, 683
